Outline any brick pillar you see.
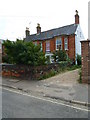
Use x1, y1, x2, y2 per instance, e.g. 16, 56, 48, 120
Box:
81, 40, 90, 83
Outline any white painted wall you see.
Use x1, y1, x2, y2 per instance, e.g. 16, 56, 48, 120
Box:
75, 24, 85, 64
75, 24, 85, 55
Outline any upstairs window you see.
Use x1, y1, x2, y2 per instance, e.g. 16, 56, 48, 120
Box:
56, 37, 62, 50
46, 41, 50, 52
64, 37, 68, 50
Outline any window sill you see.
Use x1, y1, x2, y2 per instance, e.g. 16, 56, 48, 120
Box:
65, 49, 68, 51
46, 51, 51, 53
56, 49, 62, 51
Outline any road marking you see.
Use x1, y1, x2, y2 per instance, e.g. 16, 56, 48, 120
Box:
2, 87, 89, 112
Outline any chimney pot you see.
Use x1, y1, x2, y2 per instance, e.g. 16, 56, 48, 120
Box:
37, 23, 40, 27
25, 27, 30, 37
36, 23, 41, 34
75, 10, 78, 15
75, 10, 79, 24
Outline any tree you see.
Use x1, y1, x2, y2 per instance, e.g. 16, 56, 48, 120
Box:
52, 51, 58, 62
3, 39, 46, 66
77, 54, 81, 65
52, 49, 67, 62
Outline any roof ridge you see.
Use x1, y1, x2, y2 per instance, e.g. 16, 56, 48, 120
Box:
30, 23, 76, 36
26, 23, 78, 41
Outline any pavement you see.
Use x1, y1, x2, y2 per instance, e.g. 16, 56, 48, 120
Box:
1, 69, 89, 106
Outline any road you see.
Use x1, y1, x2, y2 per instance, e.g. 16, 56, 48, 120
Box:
2, 87, 88, 118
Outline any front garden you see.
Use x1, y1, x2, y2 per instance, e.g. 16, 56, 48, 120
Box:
2, 39, 81, 81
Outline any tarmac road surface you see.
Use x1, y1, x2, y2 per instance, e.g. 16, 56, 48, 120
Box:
2, 87, 88, 118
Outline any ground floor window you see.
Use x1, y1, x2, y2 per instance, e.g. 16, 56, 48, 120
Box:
45, 53, 53, 63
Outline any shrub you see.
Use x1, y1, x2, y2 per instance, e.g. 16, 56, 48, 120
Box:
38, 69, 57, 80
78, 69, 82, 83
77, 54, 81, 65
46, 56, 50, 64
52, 50, 67, 62
3, 40, 46, 66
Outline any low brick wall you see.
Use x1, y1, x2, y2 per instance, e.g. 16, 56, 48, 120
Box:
2, 63, 66, 80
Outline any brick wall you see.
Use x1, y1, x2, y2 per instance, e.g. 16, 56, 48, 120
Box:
2, 63, 69, 80
81, 40, 90, 83
42, 41, 46, 53
68, 35, 75, 61
50, 38, 56, 52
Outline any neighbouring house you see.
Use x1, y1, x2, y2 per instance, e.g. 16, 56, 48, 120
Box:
0, 39, 4, 63
25, 10, 84, 64
0, 39, 2, 54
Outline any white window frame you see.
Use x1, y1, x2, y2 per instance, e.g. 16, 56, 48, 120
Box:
40, 42, 42, 51
64, 37, 68, 50
46, 41, 50, 52
56, 37, 62, 50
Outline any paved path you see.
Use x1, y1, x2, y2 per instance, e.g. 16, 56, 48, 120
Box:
40, 69, 79, 85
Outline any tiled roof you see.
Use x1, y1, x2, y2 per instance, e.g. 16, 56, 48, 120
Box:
25, 24, 78, 42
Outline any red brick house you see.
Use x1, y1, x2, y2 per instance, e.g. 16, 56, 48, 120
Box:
25, 10, 84, 64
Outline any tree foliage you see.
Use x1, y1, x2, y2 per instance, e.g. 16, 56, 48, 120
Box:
3, 39, 46, 66
77, 54, 81, 65
52, 49, 67, 62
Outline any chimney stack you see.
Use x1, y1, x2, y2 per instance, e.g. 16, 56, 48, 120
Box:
75, 10, 79, 24
36, 23, 41, 34
25, 27, 30, 37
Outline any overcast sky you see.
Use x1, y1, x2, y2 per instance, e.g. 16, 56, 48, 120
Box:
0, 0, 89, 41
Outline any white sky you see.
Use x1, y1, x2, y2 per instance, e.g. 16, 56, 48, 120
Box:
0, 0, 89, 41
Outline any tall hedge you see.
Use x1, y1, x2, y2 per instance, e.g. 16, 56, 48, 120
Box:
3, 39, 46, 66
